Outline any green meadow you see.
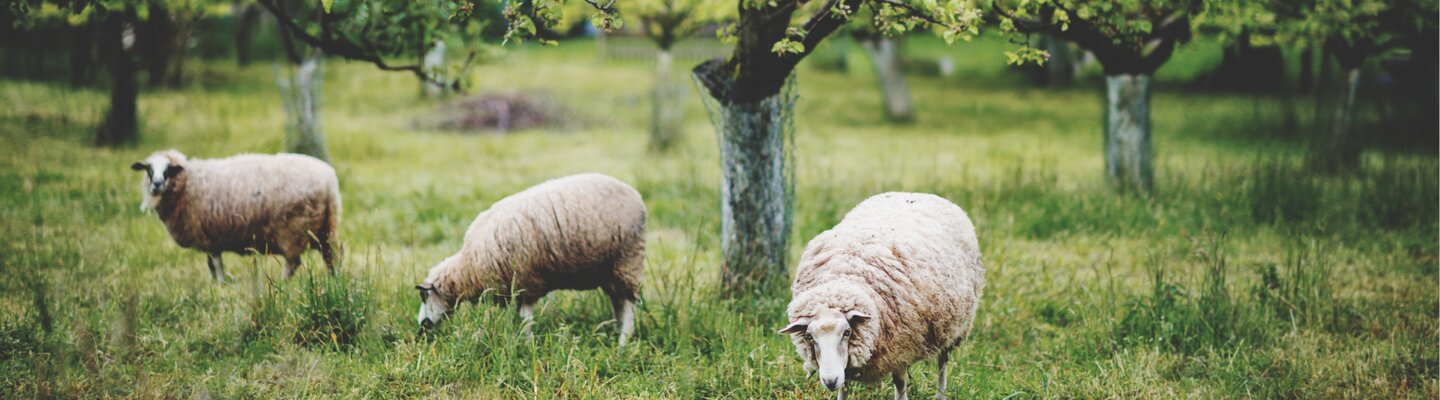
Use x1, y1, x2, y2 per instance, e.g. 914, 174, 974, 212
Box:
1, 37, 1435, 398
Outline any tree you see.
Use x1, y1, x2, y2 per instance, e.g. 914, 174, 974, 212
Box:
680, 0, 980, 294
13, 0, 220, 146
1208, 0, 1438, 171
632, 0, 729, 151
992, 0, 1199, 193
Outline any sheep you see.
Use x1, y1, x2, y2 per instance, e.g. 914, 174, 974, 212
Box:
779, 192, 984, 400
130, 149, 341, 282
415, 173, 646, 345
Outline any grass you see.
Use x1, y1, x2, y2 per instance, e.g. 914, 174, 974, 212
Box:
0, 36, 1436, 398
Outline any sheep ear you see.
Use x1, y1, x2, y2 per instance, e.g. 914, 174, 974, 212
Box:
163, 164, 184, 178
845, 311, 871, 326
130, 162, 147, 171
778, 321, 808, 335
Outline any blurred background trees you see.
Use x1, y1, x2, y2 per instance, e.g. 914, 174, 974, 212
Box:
3, 0, 1435, 296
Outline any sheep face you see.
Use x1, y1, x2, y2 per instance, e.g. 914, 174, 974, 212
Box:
780, 308, 871, 391
415, 282, 451, 330
130, 153, 184, 211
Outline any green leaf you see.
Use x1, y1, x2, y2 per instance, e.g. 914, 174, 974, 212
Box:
322, 0, 334, 13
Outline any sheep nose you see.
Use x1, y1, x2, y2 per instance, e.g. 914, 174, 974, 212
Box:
821, 377, 840, 391
420, 319, 435, 330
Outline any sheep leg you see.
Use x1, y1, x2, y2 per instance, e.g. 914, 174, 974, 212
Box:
207, 253, 225, 283
319, 238, 337, 274
518, 300, 536, 339
283, 256, 301, 279
892, 370, 909, 400
935, 346, 954, 400
605, 288, 636, 346
836, 385, 846, 400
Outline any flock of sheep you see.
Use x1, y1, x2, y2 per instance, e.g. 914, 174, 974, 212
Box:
130, 149, 986, 400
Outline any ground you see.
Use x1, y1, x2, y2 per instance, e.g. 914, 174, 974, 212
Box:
0, 36, 1435, 398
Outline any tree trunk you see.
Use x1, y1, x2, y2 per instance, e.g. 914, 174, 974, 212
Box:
96, 18, 140, 147
142, 7, 176, 87
1103, 74, 1153, 192
422, 41, 447, 97
712, 91, 794, 296
235, 1, 261, 66
649, 49, 684, 151
858, 37, 914, 122
1044, 35, 1073, 87
1298, 47, 1314, 93
278, 51, 330, 162
70, 24, 96, 87
1317, 67, 1362, 170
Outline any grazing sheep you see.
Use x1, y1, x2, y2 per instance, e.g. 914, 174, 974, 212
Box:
130, 149, 341, 282
779, 192, 984, 400
415, 173, 646, 345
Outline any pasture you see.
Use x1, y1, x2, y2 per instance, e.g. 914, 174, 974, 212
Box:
0, 38, 1435, 398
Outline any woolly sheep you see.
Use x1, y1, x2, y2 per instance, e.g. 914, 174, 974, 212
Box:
779, 192, 984, 400
415, 173, 646, 345
130, 149, 341, 282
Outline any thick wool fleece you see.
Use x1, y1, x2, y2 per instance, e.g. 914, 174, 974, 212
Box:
425, 173, 646, 304
152, 151, 341, 260
786, 192, 984, 382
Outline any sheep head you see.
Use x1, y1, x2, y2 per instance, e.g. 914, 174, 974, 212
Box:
415, 281, 452, 330
780, 281, 879, 392
130, 149, 187, 212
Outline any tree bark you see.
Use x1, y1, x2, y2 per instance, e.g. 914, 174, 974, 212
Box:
96, 18, 140, 147
278, 51, 330, 162
1104, 74, 1153, 192
649, 49, 684, 151
858, 37, 914, 123
714, 93, 792, 296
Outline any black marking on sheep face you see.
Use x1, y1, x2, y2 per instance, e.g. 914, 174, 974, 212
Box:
416, 283, 452, 330
131, 160, 184, 195
780, 308, 872, 392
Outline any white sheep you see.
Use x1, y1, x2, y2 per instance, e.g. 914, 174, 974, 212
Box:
779, 192, 984, 400
130, 149, 341, 282
415, 173, 646, 345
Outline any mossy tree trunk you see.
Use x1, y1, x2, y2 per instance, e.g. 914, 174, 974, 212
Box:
693, 0, 858, 296
1104, 74, 1153, 192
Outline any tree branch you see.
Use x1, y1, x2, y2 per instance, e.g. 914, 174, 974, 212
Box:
869, 0, 950, 29
798, 0, 863, 55
256, 0, 466, 90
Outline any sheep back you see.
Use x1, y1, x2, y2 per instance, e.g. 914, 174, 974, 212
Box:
789, 192, 984, 382
430, 173, 646, 302
158, 153, 340, 258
